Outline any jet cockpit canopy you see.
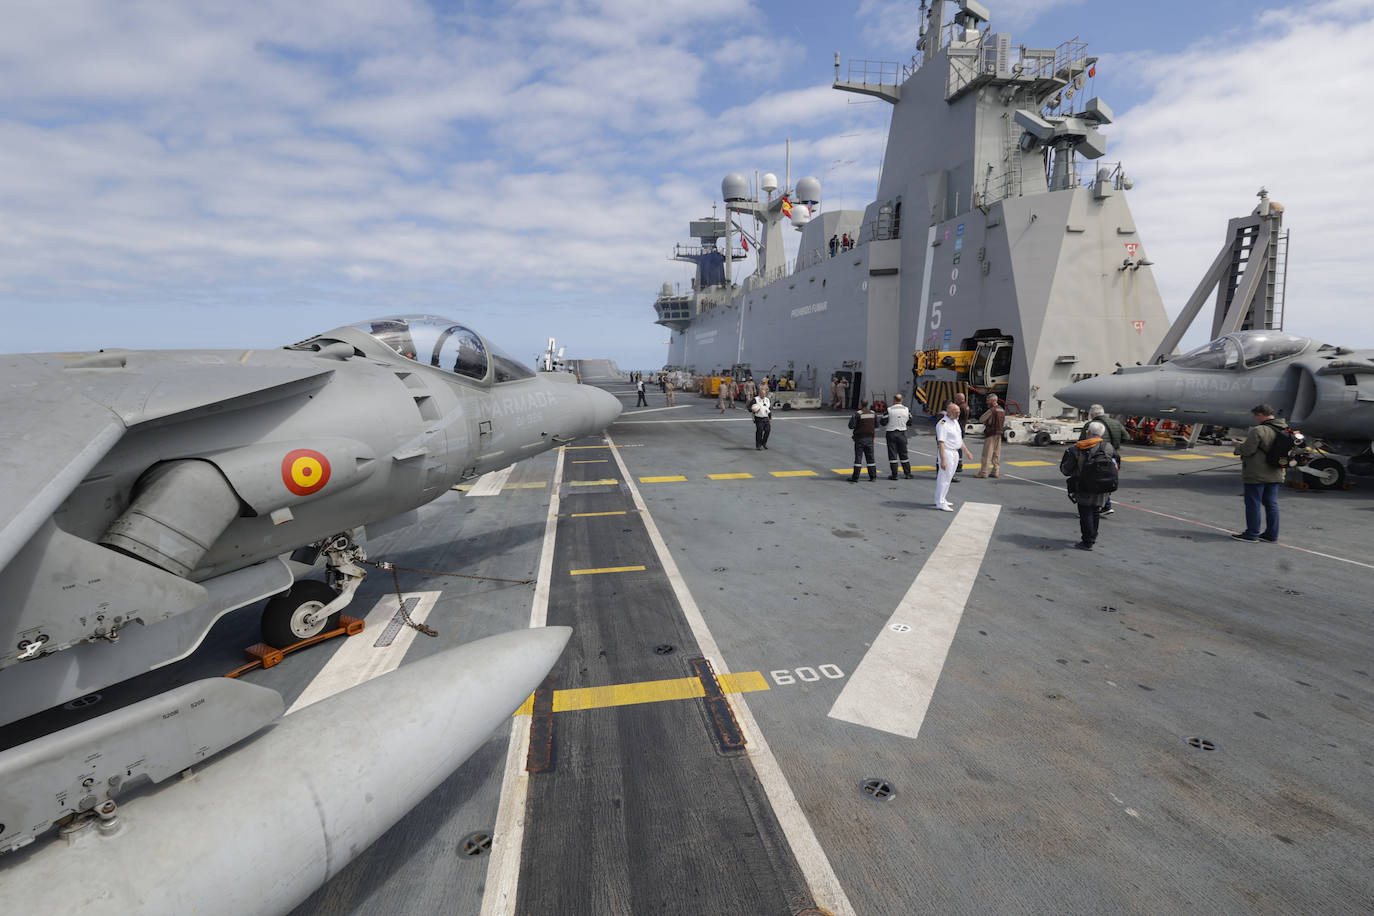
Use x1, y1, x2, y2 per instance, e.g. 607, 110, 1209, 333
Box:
344, 314, 534, 383
1170, 331, 1312, 371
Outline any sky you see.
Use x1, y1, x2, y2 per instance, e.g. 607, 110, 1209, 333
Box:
3, 0, 1372, 369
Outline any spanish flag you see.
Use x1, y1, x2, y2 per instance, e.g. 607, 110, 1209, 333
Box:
780, 196, 793, 218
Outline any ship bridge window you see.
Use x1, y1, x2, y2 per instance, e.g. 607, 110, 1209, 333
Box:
1171, 336, 1242, 370
1235, 331, 1310, 368
350, 314, 489, 380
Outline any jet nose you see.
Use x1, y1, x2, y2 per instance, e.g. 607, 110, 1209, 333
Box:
1054, 369, 1155, 413
1054, 376, 1111, 409
586, 386, 622, 432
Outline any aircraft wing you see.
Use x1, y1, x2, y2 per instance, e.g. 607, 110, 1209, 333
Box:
0, 359, 127, 575
0, 352, 336, 575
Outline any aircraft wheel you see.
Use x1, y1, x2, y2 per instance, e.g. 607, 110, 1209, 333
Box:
261, 580, 341, 649
1032, 431, 1052, 447
782, 402, 793, 411
1305, 457, 1345, 491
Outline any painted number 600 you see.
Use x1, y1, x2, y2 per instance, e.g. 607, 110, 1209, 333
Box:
770, 664, 845, 686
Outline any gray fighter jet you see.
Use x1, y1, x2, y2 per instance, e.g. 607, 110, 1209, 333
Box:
1056, 330, 1374, 488
0, 314, 619, 909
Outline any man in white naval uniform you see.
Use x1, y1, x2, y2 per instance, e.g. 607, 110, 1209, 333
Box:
934, 400, 972, 511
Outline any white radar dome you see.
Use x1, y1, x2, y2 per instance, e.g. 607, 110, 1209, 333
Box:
790, 203, 812, 228
761, 173, 778, 193
794, 176, 821, 205
722, 173, 749, 202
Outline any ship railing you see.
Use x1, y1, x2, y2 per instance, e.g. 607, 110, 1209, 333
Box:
946, 33, 1091, 100
866, 213, 900, 242
843, 58, 900, 90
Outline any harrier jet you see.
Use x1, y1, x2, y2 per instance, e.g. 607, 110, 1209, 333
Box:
1056, 330, 1374, 489
0, 314, 619, 912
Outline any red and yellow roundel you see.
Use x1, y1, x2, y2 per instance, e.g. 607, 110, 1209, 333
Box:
282, 448, 332, 496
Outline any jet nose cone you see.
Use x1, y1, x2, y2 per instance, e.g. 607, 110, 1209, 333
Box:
587, 386, 622, 431
1055, 375, 1113, 409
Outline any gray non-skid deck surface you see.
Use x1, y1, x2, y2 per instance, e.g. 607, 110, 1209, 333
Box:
515, 441, 814, 915
15, 386, 1369, 914
604, 391, 1374, 914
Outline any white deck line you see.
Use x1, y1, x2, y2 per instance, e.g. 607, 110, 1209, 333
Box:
467, 463, 518, 496
828, 502, 1001, 739
284, 591, 440, 715
604, 433, 856, 916
482, 444, 566, 916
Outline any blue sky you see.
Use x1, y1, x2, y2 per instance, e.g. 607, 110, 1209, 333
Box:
3, 0, 1371, 369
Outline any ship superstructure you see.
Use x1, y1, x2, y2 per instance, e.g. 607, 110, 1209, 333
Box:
653, 0, 1169, 414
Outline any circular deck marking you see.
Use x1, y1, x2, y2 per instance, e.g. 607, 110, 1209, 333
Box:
1184, 736, 1218, 751
889, 622, 912, 633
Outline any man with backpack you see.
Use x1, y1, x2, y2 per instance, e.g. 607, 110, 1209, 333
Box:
1059, 420, 1119, 551
1231, 403, 1290, 542
1079, 404, 1126, 515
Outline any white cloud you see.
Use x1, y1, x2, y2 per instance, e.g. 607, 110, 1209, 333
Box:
1111, 0, 1374, 348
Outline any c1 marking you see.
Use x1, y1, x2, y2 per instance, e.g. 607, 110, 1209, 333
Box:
770, 664, 847, 686
889, 623, 912, 633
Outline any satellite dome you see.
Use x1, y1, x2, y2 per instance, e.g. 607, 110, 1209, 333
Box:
790, 203, 812, 228
722, 173, 748, 202
794, 176, 821, 205
761, 173, 778, 193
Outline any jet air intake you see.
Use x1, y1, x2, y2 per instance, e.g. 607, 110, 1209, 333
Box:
100, 460, 242, 577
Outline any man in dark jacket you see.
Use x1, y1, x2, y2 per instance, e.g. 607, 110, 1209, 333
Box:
1060, 420, 1118, 550
848, 400, 878, 481
1231, 404, 1288, 542
1079, 404, 1126, 515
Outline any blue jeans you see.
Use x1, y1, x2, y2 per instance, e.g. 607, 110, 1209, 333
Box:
1243, 482, 1279, 539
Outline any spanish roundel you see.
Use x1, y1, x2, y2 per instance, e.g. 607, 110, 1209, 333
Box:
282, 448, 331, 496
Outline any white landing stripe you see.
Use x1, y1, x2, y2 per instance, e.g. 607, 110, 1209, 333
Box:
604, 433, 856, 916
620, 404, 691, 415
284, 591, 440, 715
468, 463, 518, 496
828, 502, 1001, 739
482, 445, 565, 916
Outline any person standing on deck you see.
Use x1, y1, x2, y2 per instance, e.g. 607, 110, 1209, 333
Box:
750, 389, 772, 450
881, 393, 913, 480
1231, 404, 1287, 543
934, 401, 971, 511
975, 393, 1005, 478
848, 400, 878, 482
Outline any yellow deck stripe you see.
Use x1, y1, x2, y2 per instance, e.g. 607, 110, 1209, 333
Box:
830, 468, 852, 474
1006, 460, 1053, 467
1163, 453, 1211, 460
569, 478, 619, 486
639, 475, 687, 482
562, 445, 616, 450
569, 565, 646, 576
572, 459, 608, 464
570, 510, 628, 517
909, 465, 937, 471
708, 472, 754, 480
1119, 456, 1158, 462
770, 470, 818, 477
513, 670, 770, 716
